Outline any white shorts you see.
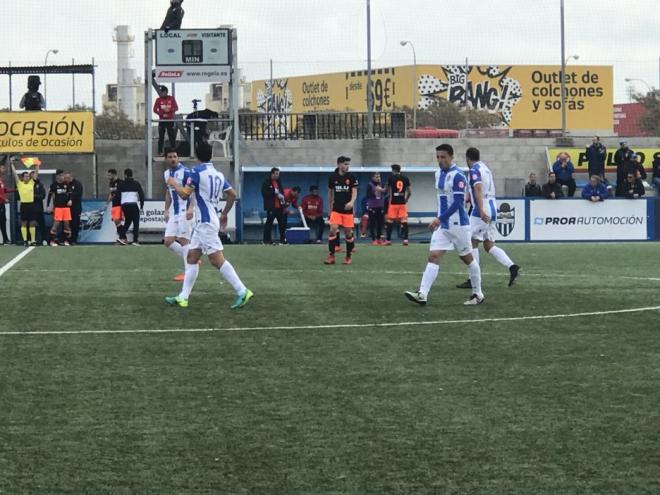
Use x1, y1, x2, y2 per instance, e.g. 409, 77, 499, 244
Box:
164, 213, 192, 240
470, 216, 496, 242
189, 223, 223, 255
430, 226, 472, 256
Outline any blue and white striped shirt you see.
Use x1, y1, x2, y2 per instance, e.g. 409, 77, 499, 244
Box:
436, 165, 470, 230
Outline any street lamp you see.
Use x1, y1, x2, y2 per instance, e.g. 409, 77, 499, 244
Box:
624, 77, 653, 93
559, 39, 579, 137
400, 40, 417, 130
44, 49, 59, 109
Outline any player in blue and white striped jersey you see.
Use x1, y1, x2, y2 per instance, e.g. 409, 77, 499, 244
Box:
162, 148, 193, 281
405, 143, 485, 306
165, 142, 253, 309
456, 147, 520, 289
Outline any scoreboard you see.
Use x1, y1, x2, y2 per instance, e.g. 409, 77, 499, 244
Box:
154, 29, 231, 82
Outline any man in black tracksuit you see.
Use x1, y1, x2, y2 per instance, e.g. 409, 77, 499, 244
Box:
117, 169, 145, 245
65, 172, 83, 244
261, 167, 286, 244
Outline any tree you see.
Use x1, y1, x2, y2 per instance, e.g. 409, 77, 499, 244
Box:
398, 100, 502, 129
66, 105, 145, 140
634, 91, 660, 136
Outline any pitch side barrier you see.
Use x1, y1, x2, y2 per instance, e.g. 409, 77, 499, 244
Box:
406, 197, 658, 243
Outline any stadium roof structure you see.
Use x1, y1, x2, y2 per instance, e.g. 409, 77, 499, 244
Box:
1, 62, 97, 112
0, 64, 95, 75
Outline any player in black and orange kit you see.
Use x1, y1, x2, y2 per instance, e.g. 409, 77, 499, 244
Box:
48, 172, 73, 246
107, 169, 124, 244
384, 163, 412, 246
325, 155, 359, 265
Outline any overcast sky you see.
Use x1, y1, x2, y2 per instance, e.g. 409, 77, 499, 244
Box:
1, 0, 658, 113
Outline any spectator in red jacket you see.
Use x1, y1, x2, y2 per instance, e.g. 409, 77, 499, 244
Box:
153, 85, 179, 154
0, 160, 16, 244
301, 185, 324, 242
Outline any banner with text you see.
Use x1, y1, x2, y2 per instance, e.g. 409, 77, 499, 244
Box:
78, 200, 236, 243
251, 64, 613, 130
0, 112, 95, 154
530, 199, 647, 241
548, 147, 659, 172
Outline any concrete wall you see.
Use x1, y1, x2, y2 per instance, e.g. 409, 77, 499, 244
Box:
4, 137, 657, 199
239, 137, 660, 196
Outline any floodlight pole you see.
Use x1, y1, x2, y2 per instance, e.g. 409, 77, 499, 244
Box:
560, 0, 567, 136
145, 29, 155, 197
366, 0, 374, 138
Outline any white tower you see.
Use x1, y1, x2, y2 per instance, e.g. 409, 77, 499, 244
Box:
113, 25, 137, 122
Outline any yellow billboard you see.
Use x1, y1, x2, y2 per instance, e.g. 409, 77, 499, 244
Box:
548, 147, 658, 172
251, 64, 613, 130
0, 111, 95, 154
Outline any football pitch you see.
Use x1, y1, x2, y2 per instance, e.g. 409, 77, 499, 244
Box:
1, 242, 659, 494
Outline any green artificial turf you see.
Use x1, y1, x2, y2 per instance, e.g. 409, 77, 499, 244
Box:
1, 243, 659, 494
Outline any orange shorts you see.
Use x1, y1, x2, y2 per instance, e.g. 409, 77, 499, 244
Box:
329, 211, 355, 229
387, 204, 408, 222
111, 206, 124, 222
54, 207, 72, 222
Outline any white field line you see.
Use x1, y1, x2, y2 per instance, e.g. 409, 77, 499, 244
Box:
1, 305, 659, 337
0, 247, 35, 278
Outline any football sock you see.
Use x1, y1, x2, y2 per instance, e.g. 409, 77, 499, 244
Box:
419, 262, 439, 298
467, 260, 484, 298
489, 246, 514, 269
219, 261, 247, 296
346, 237, 355, 257
385, 222, 393, 241
21, 227, 27, 242
328, 235, 337, 255
178, 262, 200, 300
168, 241, 184, 257
402, 223, 409, 240
29, 227, 36, 242
472, 248, 480, 265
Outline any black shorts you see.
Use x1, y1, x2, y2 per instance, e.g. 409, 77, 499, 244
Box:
20, 203, 37, 222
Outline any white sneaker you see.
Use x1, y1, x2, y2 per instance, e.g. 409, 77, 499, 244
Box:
404, 290, 427, 306
464, 294, 485, 306
131, 242, 141, 246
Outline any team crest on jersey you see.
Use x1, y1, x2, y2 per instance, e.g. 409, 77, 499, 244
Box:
495, 202, 515, 237
457, 181, 465, 190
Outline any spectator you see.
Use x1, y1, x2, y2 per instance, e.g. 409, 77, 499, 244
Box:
524, 172, 543, 197
625, 153, 647, 181
585, 136, 607, 179
19, 76, 45, 111
366, 172, 387, 244
282, 185, 301, 236
153, 85, 179, 154
65, 172, 83, 244
622, 173, 645, 199
652, 155, 660, 194
552, 152, 576, 196
117, 168, 145, 245
261, 167, 286, 245
581, 175, 608, 202
542, 172, 563, 199
614, 141, 634, 196
301, 185, 324, 243
10, 159, 38, 245
0, 159, 16, 244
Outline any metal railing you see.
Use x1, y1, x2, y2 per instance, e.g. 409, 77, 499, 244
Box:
238, 111, 406, 140
151, 116, 233, 159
